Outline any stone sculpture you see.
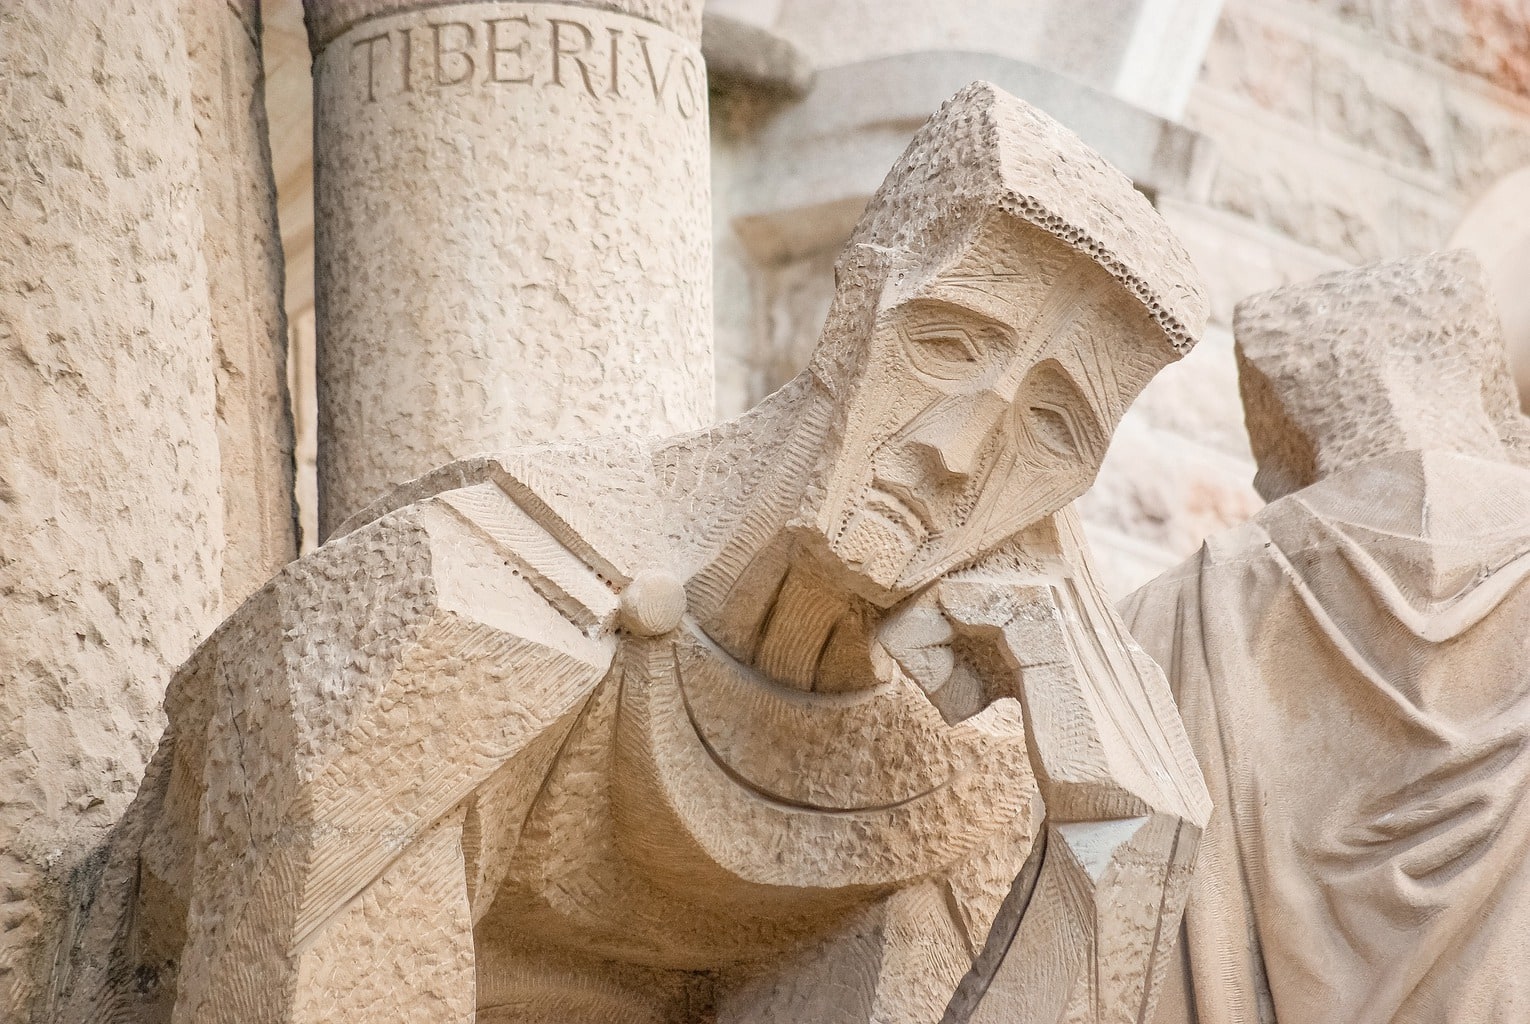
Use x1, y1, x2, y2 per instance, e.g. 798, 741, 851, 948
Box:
1127, 250, 1530, 1024
61, 84, 1210, 1024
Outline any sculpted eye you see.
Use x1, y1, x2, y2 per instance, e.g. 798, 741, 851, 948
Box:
1026, 403, 1082, 456
1016, 360, 1106, 464
904, 324, 984, 380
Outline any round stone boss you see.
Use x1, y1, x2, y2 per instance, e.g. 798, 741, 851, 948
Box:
618, 570, 688, 635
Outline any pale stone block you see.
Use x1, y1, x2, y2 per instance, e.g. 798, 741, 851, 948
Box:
1156, 197, 1350, 325
1132, 250, 1530, 1022
713, 51, 1218, 418
1235, 249, 1529, 496
1289, 0, 1380, 33
1443, 81, 1530, 197
1078, 415, 1263, 590
1189, 90, 1456, 263
1197, 2, 1317, 125
308, 0, 714, 534
700, 9, 812, 96
767, 0, 1224, 120
730, 52, 1217, 244
1311, 32, 1448, 175
1127, 324, 1253, 459
182, 0, 300, 601
1381, 0, 1530, 96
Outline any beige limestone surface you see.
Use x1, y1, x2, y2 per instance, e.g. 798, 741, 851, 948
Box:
60, 84, 1209, 1024
308, 0, 714, 535
1127, 251, 1530, 1023
767, 0, 1224, 120
697, 0, 1235, 600
12, 2, 1530, 1020
1450, 164, 1530, 409
0, 3, 227, 1020
182, 0, 299, 604
1185, 0, 1530, 370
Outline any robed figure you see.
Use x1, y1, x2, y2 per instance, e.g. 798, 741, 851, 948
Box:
1128, 251, 1530, 1024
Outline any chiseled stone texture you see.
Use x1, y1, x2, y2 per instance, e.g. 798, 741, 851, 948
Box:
261, 0, 1530, 585
182, 0, 299, 603
0, 2, 224, 1020
304, 0, 705, 47
1235, 249, 1530, 498
309, 0, 713, 534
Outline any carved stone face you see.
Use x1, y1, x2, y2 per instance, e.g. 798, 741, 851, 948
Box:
815, 219, 1166, 600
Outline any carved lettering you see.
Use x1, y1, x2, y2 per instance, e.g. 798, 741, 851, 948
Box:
676, 54, 701, 119
352, 31, 392, 103
432, 21, 476, 87
487, 16, 534, 84
606, 27, 622, 98
637, 33, 676, 104
549, 18, 598, 97
342, 11, 700, 114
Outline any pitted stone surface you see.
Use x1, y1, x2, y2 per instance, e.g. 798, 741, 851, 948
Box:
831, 83, 1209, 357
1235, 249, 1530, 501
311, 0, 712, 533
0, 3, 224, 1018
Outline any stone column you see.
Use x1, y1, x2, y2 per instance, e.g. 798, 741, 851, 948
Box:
182, 0, 300, 602
306, 0, 713, 536
0, 3, 224, 1019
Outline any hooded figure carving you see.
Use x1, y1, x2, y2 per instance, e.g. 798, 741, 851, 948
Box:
58, 84, 1209, 1024
1130, 251, 1530, 1024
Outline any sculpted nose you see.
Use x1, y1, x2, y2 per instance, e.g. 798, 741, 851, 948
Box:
906, 391, 1006, 480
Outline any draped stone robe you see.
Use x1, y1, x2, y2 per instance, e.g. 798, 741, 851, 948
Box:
1125, 450, 1530, 1024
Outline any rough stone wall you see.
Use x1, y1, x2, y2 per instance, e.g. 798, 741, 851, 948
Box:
1190, 0, 1530, 272
0, 3, 225, 1019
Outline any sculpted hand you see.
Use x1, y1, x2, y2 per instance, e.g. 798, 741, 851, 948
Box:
877, 584, 955, 696
878, 577, 1043, 724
